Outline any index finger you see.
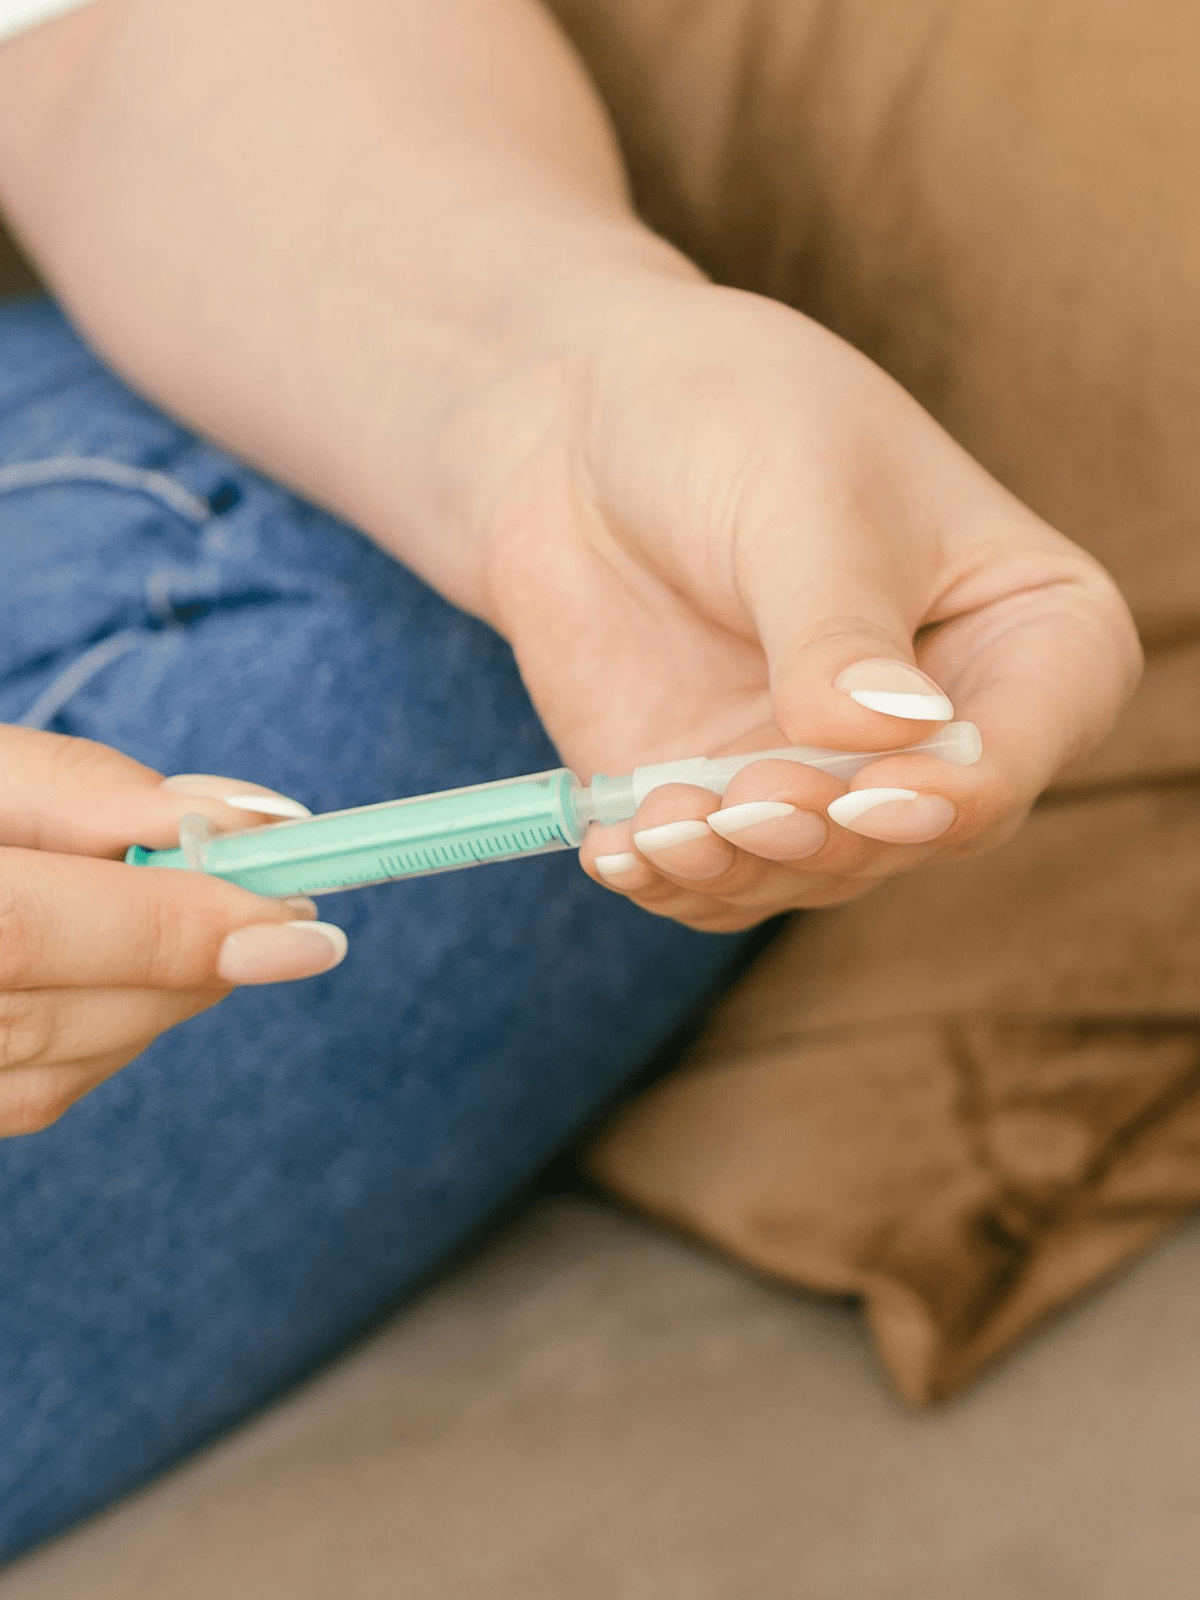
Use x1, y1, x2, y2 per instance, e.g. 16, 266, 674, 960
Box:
0, 725, 310, 857
0, 844, 303, 991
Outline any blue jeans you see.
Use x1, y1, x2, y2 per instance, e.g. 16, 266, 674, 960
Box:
0, 300, 755, 1563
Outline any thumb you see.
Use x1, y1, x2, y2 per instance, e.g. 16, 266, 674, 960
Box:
743, 529, 952, 750
743, 504, 1141, 833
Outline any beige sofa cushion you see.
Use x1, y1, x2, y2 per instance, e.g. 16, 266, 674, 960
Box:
7, 1198, 1200, 1599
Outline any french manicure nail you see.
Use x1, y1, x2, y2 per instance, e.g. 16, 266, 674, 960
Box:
707, 800, 796, 839
632, 820, 713, 854
161, 774, 312, 818
827, 787, 957, 843
833, 659, 954, 721
217, 920, 347, 985
632, 819, 730, 880
827, 787, 918, 827
222, 795, 312, 818
594, 852, 642, 883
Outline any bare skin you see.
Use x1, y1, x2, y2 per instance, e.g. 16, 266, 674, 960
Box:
0, 728, 345, 1135
0, 0, 1142, 1131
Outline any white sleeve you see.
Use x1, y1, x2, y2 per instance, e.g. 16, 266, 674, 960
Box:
0, 0, 101, 44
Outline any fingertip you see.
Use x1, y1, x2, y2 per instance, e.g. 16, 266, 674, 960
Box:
281, 895, 319, 920
826, 788, 957, 843
833, 658, 952, 710
772, 658, 957, 752
632, 820, 734, 881
846, 688, 954, 721
160, 774, 312, 820
216, 920, 347, 985
706, 800, 796, 839
708, 800, 828, 861
593, 850, 645, 886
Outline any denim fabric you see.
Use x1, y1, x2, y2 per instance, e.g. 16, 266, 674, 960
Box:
0, 300, 755, 1562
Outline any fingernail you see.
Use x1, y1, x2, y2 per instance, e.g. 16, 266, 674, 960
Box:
594, 852, 643, 883
222, 795, 312, 818
707, 801, 828, 860
827, 787, 957, 843
161, 774, 312, 818
833, 659, 954, 721
706, 801, 796, 838
217, 920, 347, 985
632, 819, 730, 880
282, 896, 319, 919
633, 820, 713, 853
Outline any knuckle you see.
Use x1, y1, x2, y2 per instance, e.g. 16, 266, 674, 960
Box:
0, 990, 54, 1070
137, 875, 253, 987
2, 1069, 78, 1137
791, 614, 903, 656
134, 890, 191, 984
0, 870, 41, 988
51, 729, 143, 789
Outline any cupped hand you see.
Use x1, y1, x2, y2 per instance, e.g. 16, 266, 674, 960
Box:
0, 726, 345, 1137
472, 276, 1142, 930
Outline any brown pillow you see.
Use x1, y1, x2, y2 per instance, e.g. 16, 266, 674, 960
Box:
588, 779, 1200, 1402
543, 0, 1200, 1397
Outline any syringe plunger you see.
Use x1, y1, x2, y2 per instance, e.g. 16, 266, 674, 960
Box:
574, 720, 982, 827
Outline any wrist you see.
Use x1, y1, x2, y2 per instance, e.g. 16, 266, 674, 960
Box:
350, 213, 702, 624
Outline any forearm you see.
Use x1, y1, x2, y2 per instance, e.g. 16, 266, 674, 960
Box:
0, 0, 691, 614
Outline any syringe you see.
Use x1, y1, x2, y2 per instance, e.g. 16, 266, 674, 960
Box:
126, 721, 982, 898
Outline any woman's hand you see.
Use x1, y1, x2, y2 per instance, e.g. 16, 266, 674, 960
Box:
0, 726, 345, 1137
465, 275, 1142, 930
0, 2, 1141, 935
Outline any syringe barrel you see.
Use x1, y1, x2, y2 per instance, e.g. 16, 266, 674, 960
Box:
126, 722, 983, 896
127, 767, 584, 896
